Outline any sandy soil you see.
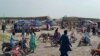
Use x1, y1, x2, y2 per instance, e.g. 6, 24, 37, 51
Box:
0, 27, 100, 56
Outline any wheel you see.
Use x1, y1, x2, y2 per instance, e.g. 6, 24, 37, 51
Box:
4, 53, 11, 56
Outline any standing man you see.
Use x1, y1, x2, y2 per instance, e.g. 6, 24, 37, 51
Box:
59, 30, 72, 56
87, 25, 91, 33
92, 26, 96, 35
21, 34, 28, 54
61, 19, 64, 29
70, 30, 77, 43
46, 23, 49, 30
2, 23, 6, 33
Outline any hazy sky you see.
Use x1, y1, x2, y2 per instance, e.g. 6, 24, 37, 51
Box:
0, 0, 100, 18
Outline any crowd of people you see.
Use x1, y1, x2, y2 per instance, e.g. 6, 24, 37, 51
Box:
6, 31, 36, 56
1, 21, 100, 56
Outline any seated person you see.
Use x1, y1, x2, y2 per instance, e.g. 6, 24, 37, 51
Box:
78, 30, 92, 46
10, 32, 17, 48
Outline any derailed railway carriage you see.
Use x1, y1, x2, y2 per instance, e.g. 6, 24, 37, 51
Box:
13, 20, 42, 33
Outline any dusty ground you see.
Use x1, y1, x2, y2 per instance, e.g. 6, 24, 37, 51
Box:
0, 26, 100, 56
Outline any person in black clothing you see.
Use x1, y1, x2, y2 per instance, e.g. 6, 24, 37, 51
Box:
20, 34, 28, 54
13, 23, 17, 33
92, 27, 96, 35
87, 25, 91, 33
61, 20, 64, 29
59, 30, 72, 56
2, 23, 6, 33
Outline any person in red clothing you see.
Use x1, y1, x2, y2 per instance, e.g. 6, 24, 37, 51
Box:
11, 44, 20, 56
91, 43, 100, 56
91, 49, 100, 56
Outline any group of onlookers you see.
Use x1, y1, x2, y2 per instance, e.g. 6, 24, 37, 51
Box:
1, 21, 100, 56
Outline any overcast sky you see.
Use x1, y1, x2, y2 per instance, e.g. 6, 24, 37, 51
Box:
0, 0, 100, 18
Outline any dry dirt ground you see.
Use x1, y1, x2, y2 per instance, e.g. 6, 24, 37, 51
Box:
0, 27, 100, 56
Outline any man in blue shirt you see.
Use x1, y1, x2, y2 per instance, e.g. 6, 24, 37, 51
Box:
59, 30, 72, 56
10, 32, 17, 48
